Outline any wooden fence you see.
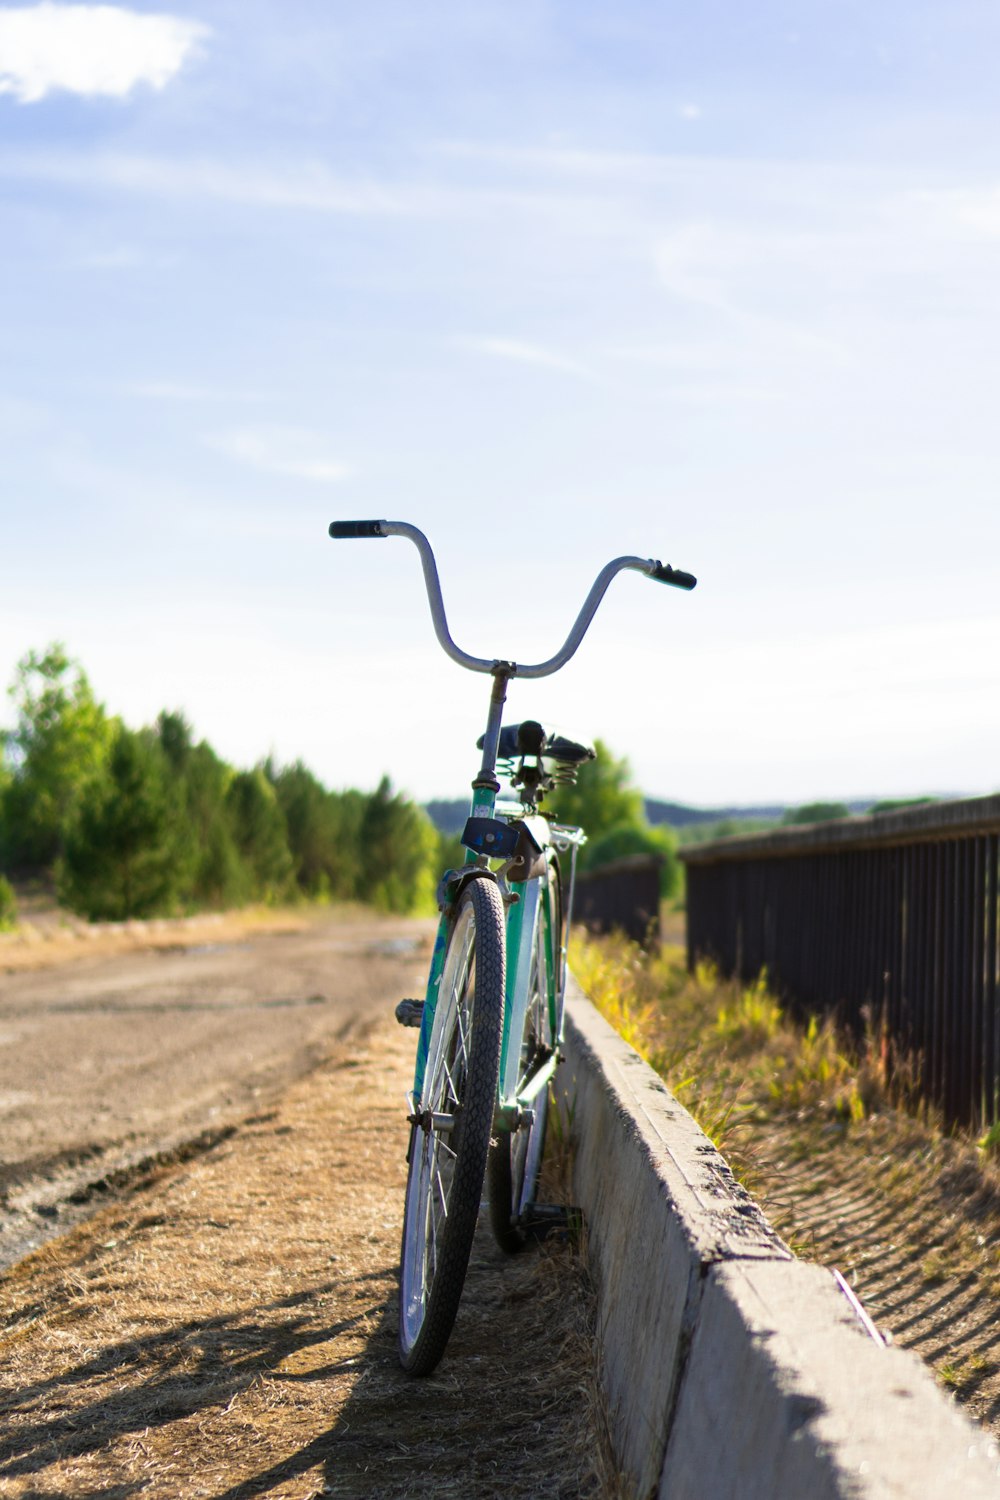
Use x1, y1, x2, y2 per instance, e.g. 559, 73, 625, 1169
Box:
680, 797, 1000, 1128
574, 854, 662, 948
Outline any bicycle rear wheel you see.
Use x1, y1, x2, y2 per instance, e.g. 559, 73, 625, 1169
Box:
488, 868, 562, 1252
398, 876, 505, 1375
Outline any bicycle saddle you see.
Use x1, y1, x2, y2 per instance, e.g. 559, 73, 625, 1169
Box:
479, 720, 596, 766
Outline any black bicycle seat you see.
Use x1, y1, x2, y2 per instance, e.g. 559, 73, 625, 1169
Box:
479, 721, 596, 766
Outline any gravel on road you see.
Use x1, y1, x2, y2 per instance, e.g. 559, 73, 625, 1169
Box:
0, 909, 433, 1270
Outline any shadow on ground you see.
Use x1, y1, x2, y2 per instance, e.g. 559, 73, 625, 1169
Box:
0, 1229, 613, 1500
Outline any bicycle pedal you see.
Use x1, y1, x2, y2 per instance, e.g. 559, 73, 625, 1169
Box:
517, 1202, 584, 1243
395, 998, 425, 1027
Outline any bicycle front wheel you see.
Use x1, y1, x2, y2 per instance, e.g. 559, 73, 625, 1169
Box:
488, 867, 562, 1253
398, 876, 505, 1375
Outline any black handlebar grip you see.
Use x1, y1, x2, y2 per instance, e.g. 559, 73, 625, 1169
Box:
328, 520, 388, 539
650, 561, 697, 591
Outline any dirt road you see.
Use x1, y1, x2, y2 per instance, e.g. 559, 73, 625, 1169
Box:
0, 910, 434, 1269
0, 914, 622, 1498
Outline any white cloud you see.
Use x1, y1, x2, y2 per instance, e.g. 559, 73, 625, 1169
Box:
208, 427, 352, 484
459, 337, 594, 379
0, 3, 208, 103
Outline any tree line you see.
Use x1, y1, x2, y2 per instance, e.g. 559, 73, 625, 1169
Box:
0, 645, 680, 926
0, 646, 438, 921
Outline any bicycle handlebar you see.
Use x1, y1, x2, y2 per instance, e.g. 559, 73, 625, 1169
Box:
328, 518, 696, 678
649, 560, 697, 591
329, 520, 387, 539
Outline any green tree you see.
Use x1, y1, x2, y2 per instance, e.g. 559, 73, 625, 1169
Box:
271, 762, 365, 900
330, 788, 367, 899
225, 768, 294, 902
156, 714, 246, 909
549, 738, 645, 850
59, 726, 181, 919
782, 802, 850, 827
157, 709, 195, 774
1, 645, 114, 868
584, 820, 682, 900
183, 746, 246, 907
869, 797, 935, 814
359, 775, 436, 913
677, 816, 779, 846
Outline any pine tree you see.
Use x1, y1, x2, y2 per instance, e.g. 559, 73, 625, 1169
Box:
225, 768, 294, 902
59, 727, 181, 919
359, 776, 436, 913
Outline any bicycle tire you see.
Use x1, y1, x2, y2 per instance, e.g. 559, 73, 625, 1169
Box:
398, 876, 505, 1375
487, 865, 562, 1253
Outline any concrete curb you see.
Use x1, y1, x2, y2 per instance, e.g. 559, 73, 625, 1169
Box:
557, 978, 1000, 1499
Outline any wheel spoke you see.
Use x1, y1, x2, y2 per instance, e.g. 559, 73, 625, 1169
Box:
456, 1003, 472, 1067
428, 1163, 442, 1250
440, 1054, 461, 1104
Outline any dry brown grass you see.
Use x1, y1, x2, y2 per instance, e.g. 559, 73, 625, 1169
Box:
0, 1015, 629, 1499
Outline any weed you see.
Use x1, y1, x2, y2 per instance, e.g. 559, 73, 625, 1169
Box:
0, 876, 17, 932
715, 973, 782, 1049
921, 1249, 950, 1284
937, 1352, 992, 1391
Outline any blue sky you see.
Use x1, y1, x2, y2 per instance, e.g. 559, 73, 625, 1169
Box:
2, 1, 999, 808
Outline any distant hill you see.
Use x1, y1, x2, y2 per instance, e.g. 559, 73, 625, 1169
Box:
645, 797, 884, 828
424, 799, 469, 835
645, 799, 786, 828
425, 795, 878, 835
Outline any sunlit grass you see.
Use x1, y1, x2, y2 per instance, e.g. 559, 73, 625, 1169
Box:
0, 875, 17, 932
570, 931, 883, 1185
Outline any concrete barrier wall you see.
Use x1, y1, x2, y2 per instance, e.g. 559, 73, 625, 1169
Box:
557, 978, 1000, 1499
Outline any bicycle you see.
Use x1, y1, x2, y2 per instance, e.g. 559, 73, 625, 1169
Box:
328, 519, 696, 1375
